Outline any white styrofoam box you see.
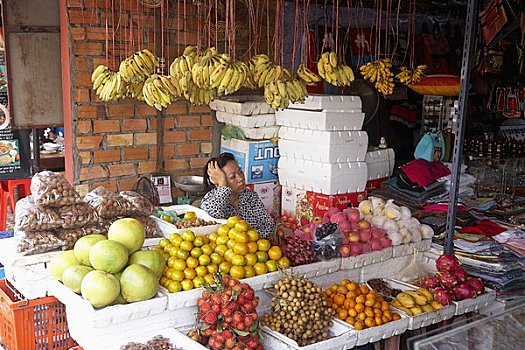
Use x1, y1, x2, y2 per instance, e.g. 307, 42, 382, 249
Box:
278, 157, 368, 195
309, 268, 361, 290
216, 111, 276, 127
48, 279, 168, 328
365, 147, 396, 180
391, 240, 432, 258
453, 289, 497, 316
221, 137, 279, 184
334, 313, 409, 346
288, 94, 362, 111
278, 127, 368, 163
155, 204, 226, 237
276, 109, 365, 131
340, 248, 393, 270
291, 258, 341, 279
239, 125, 281, 140
210, 95, 274, 115
260, 321, 357, 350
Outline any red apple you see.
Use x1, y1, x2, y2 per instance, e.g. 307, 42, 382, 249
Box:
359, 228, 372, 242
338, 220, 352, 234
343, 208, 361, 224
362, 242, 372, 253
339, 244, 351, 258
370, 238, 383, 251
341, 235, 350, 245
380, 236, 392, 248
357, 220, 371, 230
371, 227, 386, 239
348, 232, 360, 243
349, 243, 363, 256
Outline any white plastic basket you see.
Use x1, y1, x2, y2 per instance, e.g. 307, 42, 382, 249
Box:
155, 204, 226, 237
453, 288, 497, 316
260, 321, 357, 350
340, 248, 393, 270
291, 258, 342, 279
334, 313, 409, 346
48, 279, 168, 328
391, 240, 432, 258
98, 327, 208, 350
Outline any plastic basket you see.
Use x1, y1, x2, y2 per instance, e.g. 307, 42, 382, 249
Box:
0, 279, 75, 350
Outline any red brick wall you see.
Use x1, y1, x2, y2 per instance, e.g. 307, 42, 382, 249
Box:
65, 1, 214, 197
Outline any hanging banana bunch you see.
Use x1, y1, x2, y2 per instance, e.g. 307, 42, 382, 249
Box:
264, 79, 290, 111
286, 77, 308, 104
186, 84, 217, 106
360, 58, 395, 96
317, 52, 355, 87
191, 51, 223, 89
142, 74, 181, 111
118, 49, 159, 83
170, 54, 196, 80
209, 58, 248, 96
125, 80, 145, 101
92, 65, 127, 102
396, 65, 427, 85
297, 62, 321, 85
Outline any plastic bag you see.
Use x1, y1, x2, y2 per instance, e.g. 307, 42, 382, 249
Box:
56, 203, 99, 229
30, 170, 83, 207
396, 249, 432, 282
14, 196, 63, 231
15, 229, 64, 255
84, 186, 133, 219
57, 224, 106, 250
312, 223, 343, 260
134, 216, 162, 238
119, 191, 155, 216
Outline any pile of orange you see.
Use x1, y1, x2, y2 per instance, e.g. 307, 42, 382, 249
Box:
324, 280, 401, 330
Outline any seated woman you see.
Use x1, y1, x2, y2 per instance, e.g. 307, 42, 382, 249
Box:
201, 152, 275, 238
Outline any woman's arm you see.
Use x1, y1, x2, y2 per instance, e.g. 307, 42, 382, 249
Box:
201, 186, 233, 219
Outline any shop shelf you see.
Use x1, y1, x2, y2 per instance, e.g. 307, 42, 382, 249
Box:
0, 279, 75, 350
260, 320, 357, 350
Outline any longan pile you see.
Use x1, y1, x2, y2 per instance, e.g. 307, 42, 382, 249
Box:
324, 280, 401, 330
262, 276, 336, 346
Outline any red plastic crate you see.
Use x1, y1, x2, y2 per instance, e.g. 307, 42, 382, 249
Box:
0, 279, 76, 350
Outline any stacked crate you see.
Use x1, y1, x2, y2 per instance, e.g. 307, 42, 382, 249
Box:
210, 96, 281, 222
276, 95, 369, 231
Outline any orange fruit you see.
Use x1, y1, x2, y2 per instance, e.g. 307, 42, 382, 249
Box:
193, 236, 205, 247
355, 295, 365, 305
227, 216, 241, 228
257, 239, 271, 252
193, 276, 205, 288
359, 285, 370, 295
348, 282, 358, 291
345, 316, 355, 325
210, 253, 224, 265
244, 253, 257, 266
207, 264, 218, 274
214, 244, 228, 256
337, 308, 348, 320
181, 279, 194, 291
186, 257, 199, 269
195, 265, 208, 277
201, 244, 213, 256
357, 312, 366, 321
208, 233, 218, 242
247, 242, 258, 254
234, 220, 250, 232
168, 281, 182, 293
175, 249, 189, 260
224, 249, 235, 262
392, 313, 401, 321
247, 229, 259, 242
354, 321, 364, 330
244, 266, 256, 278
217, 224, 230, 236
231, 254, 246, 266
183, 268, 196, 280
253, 262, 268, 275
179, 241, 193, 252
348, 308, 357, 317
344, 299, 356, 309
216, 235, 229, 246
233, 242, 249, 256
346, 290, 358, 299
341, 279, 351, 286
229, 266, 245, 279
226, 239, 236, 250
364, 307, 374, 318
234, 232, 250, 244
198, 254, 211, 266
171, 270, 185, 282
190, 247, 203, 258
228, 227, 242, 240
169, 234, 183, 246
219, 261, 232, 274
337, 286, 349, 295
204, 274, 214, 285
277, 257, 290, 269
364, 317, 376, 328
255, 251, 269, 262
365, 297, 375, 307
381, 301, 390, 312
172, 259, 186, 271
182, 230, 196, 242
355, 304, 365, 313
159, 238, 170, 248
333, 294, 345, 306
265, 260, 278, 272
268, 246, 282, 261
375, 316, 383, 326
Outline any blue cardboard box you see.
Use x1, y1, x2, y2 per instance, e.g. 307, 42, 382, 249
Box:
221, 137, 279, 184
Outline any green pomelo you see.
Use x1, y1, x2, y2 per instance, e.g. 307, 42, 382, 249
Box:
48, 250, 79, 281
108, 218, 145, 254
74, 234, 107, 267
120, 264, 159, 303
80, 270, 120, 308
89, 240, 129, 274
128, 250, 165, 278
112, 293, 128, 305
62, 265, 93, 293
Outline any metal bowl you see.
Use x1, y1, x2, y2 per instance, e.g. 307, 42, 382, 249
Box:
173, 175, 204, 193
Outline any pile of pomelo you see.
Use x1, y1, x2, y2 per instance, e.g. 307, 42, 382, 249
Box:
48, 218, 164, 308
157, 215, 290, 293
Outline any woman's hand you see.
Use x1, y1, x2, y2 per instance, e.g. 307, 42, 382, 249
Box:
207, 161, 228, 187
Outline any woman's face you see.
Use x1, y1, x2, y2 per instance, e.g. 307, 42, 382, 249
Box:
222, 160, 245, 194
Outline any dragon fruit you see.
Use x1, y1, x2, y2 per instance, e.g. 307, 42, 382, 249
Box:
436, 254, 461, 272
434, 287, 454, 305
418, 275, 439, 289
466, 277, 485, 295
452, 267, 468, 282
437, 271, 459, 289
452, 283, 476, 300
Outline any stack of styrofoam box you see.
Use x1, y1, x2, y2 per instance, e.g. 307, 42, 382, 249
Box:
365, 146, 396, 189
276, 95, 369, 230
211, 96, 281, 221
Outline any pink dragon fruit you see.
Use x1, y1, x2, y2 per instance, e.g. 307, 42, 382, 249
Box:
466, 277, 485, 295
437, 271, 459, 289
452, 283, 476, 300
452, 267, 468, 282
436, 254, 461, 272
418, 275, 439, 289
434, 287, 454, 305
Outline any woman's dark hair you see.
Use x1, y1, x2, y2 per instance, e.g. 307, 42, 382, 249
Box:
203, 152, 237, 192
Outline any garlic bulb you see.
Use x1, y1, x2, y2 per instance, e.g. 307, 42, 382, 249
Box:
399, 206, 412, 220
400, 228, 412, 244
358, 200, 373, 215
387, 229, 403, 245
373, 207, 384, 216
383, 206, 401, 220
364, 214, 373, 222
382, 218, 398, 231
420, 224, 434, 239
371, 215, 387, 228
409, 228, 422, 242
408, 217, 421, 229
369, 196, 385, 210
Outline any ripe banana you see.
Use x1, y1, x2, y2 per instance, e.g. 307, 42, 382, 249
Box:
142, 74, 179, 111
317, 52, 354, 87
396, 64, 427, 85
360, 59, 395, 96
297, 62, 321, 85
118, 50, 158, 83
264, 79, 290, 110
95, 71, 126, 102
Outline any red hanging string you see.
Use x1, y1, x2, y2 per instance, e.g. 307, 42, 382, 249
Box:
111, 0, 115, 68
183, 0, 187, 48
214, 0, 218, 50
161, 0, 165, 63
335, 0, 339, 58
105, 0, 109, 67
280, 0, 284, 68
291, 0, 298, 69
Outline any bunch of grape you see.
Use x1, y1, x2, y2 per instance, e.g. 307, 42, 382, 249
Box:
282, 237, 317, 266
315, 222, 338, 240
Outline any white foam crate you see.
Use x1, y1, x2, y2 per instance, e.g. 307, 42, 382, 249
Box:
291, 258, 342, 279
216, 111, 276, 127
365, 147, 395, 180
48, 279, 168, 327
278, 157, 368, 195
210, 96, 274, 115
391, 240, 432, 258
334, 313, 409, 346
276, 109, 365, 131
288, 94, 362, 111
453, 289, 497, 316
260, 320, 357, 350
239, 125, 280, 139
340, 248, 393, 270
155, 204, 226, 237
278, 127, 368, 162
